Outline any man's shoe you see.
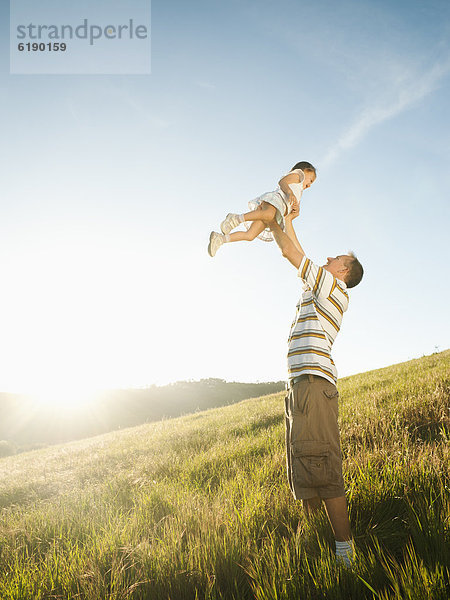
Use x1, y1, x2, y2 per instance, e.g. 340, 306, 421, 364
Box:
208, 231, 224, 257
220, 213, 241, 235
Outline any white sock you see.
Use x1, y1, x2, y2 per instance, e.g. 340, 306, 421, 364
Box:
335, 539, 355, 567
224, 234, 230, 242
238, 214, 245, 223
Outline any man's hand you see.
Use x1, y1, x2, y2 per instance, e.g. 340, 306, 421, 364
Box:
286, 197, 300, 222
284, 197, 304, 254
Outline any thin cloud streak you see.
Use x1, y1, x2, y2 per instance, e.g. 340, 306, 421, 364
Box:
118, 90, 171, 129
65, 84, 171, 130
322, 57, 450, 166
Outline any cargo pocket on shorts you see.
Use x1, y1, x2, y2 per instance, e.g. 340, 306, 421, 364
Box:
323, 388, 339, 400
292, 440, 331, 487
322, 387, 339, 421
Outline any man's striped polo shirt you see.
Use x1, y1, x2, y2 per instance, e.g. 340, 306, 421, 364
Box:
287, 256, 349, 385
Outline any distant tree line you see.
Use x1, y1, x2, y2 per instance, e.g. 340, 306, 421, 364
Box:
0, 378, 284, 455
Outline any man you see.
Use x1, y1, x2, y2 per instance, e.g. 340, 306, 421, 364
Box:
268, 202, 363, 567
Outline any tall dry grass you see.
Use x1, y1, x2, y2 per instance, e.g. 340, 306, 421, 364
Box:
0, 350, 448, 599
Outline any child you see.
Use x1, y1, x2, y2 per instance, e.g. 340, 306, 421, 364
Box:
208, 161, 316, 257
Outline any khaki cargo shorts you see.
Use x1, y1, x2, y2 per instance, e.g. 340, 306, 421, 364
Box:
285, 375, 345, 500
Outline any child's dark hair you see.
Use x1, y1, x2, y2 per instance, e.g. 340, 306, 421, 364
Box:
291, 161, 317, 176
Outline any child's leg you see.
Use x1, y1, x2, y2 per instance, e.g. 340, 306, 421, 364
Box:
221, 203, 277, 235
227, 220, 266, 242
243, 202, 277, 224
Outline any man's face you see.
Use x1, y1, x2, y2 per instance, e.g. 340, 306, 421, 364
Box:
303, 171, 316, 190
323, 255, 349, 281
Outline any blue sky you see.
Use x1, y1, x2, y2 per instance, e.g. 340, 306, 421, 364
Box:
1, 0, 449, 399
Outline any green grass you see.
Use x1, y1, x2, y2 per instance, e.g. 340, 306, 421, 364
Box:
0, 350, 449, 599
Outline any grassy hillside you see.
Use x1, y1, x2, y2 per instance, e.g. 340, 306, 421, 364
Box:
0, 379, 285, 451
0, 351, 449, 599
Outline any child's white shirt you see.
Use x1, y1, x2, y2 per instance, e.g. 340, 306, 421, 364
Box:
244, 168, 306, 242
282, 168, 305, 208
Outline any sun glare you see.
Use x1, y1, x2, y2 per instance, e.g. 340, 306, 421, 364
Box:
30, 385, 100, 411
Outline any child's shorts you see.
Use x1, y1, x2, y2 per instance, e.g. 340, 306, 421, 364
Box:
284, 375, 345, 500
245, 191, 288, 242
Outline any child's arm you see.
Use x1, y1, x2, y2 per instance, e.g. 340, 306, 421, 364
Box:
284, 199, 305, 254
278, 172, 303, 205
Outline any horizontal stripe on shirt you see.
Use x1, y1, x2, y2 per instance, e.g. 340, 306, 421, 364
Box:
289, 330, 327, 341
288, 256, 349, 385
288, 363, 336, 379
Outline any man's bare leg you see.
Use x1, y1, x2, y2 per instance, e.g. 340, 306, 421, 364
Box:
323, 496, 352, 541
302, 496, 322, 518
301, 495, 354, 566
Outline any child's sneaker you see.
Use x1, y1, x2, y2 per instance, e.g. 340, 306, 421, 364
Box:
220, 213, 241, 235
208, 231, 224, 257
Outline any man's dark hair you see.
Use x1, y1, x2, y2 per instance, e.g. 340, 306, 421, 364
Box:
345, 252, 364, 288
291, 161, 317, 176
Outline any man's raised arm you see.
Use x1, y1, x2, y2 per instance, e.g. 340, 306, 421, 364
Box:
270, 221, 305, 269
284, 198, 305, 255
